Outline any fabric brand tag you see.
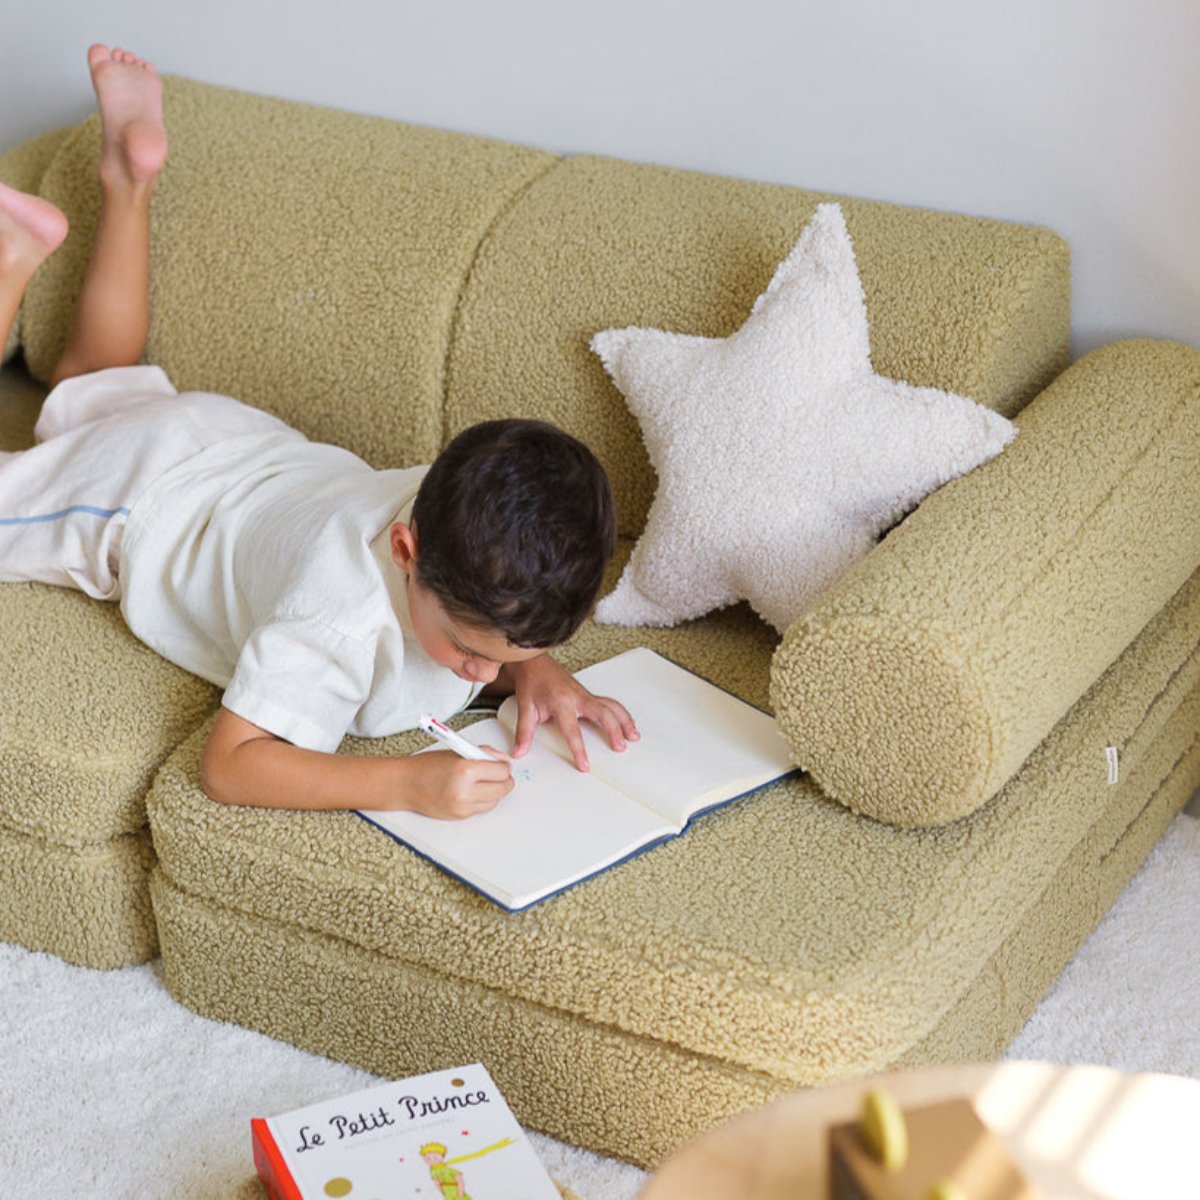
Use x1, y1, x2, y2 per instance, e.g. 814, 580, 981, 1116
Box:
1105, 746, 1119, 785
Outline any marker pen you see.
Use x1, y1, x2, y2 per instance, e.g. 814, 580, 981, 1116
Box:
418, 713, 507, 763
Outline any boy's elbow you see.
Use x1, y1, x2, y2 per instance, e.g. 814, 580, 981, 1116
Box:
201, 707, 275, 806
199, 737, 239, 805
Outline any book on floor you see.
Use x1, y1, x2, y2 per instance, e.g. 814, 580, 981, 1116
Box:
357, 647, 796, 912
251, 1062, 559, 1200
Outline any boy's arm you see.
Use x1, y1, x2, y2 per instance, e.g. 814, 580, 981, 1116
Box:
487, 652, 640, 772
200, 707, 513, 819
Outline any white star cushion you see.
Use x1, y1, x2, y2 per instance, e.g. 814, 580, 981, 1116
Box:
591, 203, 1017, 635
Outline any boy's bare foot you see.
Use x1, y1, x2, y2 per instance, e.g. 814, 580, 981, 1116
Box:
87, 44, 168, 191
0, 183, 68, 279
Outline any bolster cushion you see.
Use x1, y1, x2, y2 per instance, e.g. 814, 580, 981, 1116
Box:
771, 338, 1200, 827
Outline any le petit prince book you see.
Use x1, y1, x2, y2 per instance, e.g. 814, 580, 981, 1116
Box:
252, 1062, 560, 1199
357, 647, 796, 911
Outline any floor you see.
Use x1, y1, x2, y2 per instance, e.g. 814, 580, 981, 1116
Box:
1188, 787, 1200, 818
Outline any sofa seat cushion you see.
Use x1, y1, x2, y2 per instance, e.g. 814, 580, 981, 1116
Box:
0, 584, 219, 844
147, 539, 1200, 1093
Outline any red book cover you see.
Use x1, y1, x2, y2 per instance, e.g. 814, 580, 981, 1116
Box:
250, 1063, 559, 1199
252, 1117, 302, 1200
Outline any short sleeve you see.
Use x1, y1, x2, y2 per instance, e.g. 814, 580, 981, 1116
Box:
221, 617, 375, 752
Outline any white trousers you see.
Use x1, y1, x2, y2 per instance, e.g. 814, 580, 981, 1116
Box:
0, 365, 284, 599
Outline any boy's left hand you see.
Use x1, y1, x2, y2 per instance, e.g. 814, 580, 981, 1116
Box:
505, 653, 639, 771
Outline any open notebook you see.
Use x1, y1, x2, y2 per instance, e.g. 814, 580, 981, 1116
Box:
357, 648, 796, 911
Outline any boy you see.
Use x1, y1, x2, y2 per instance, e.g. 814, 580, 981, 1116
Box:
0, 45, 637, 820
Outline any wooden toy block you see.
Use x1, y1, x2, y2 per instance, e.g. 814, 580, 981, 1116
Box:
828, 1092, 1041, 1200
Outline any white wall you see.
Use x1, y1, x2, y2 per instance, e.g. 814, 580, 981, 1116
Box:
2, 0, 1196, 358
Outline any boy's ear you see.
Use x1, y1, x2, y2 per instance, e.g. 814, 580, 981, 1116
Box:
390, 521, 419, 573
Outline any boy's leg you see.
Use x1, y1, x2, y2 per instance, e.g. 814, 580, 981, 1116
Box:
50, 45, 168, 388
0, 183, 68, 358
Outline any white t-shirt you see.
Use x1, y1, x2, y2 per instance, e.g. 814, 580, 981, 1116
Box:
118, 418, 479, 753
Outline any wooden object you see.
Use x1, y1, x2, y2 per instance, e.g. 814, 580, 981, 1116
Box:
641, 1061, 1200, 1199
828, 1096, 1040, 1200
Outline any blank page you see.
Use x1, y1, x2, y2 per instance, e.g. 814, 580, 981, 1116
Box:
358, 719, 672, 910
498, 648, 794, 826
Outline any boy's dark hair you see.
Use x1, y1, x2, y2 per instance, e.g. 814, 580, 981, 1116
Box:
411, 419, 617, 649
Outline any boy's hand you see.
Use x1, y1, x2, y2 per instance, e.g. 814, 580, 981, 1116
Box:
506, 653, 639, 772
201, 707, 512, 818
401, 748, 513, 820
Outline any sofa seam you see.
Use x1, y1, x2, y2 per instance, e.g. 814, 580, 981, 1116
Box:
438, 154, 564, 450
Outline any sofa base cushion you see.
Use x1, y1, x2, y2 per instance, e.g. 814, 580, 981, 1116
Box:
149, 866, 782, 1171
150, 711, 1200, 1168
0, 827, 158, 968
0, 580, 218, 966
900, 699, 1200, 1067
145, 547, 1200, 1162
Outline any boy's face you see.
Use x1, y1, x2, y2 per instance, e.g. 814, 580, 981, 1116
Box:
390, 522, 543, 685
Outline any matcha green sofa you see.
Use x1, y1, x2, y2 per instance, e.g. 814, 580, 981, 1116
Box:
2, 77, 1198, 1170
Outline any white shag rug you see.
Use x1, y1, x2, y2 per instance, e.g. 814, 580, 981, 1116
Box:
3, 813, 1198, 1199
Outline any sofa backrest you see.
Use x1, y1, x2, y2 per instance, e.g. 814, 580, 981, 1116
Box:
13, 77, 555, 471
446, 155, 1071, 534
3, 75, 1071, 536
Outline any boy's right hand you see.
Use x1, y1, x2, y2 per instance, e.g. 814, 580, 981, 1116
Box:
400, 748, 513, 820
200, 707, 512, 817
